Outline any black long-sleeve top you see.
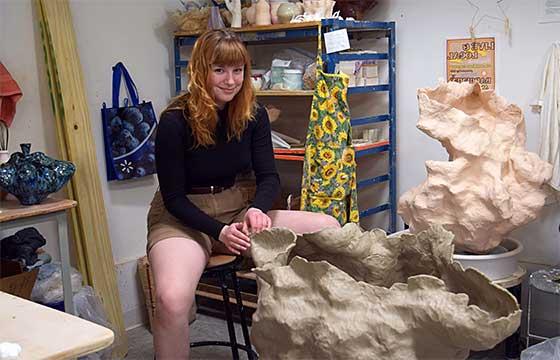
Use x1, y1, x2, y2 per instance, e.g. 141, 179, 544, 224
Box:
155, 104, 280, 240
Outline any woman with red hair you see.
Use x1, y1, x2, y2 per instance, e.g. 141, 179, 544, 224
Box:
147, 29, 340, 359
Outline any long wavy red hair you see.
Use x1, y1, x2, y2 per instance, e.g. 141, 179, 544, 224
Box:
165, 29, 256, 147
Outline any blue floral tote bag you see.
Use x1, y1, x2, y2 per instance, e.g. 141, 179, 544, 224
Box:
101, 62, 157, 181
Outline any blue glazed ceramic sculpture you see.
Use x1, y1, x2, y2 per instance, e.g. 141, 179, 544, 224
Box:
0, 143, 76, 205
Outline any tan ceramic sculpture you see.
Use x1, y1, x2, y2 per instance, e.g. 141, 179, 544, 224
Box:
250, 225, 520, 360
398, 82, 553, 253
255, 0, 272, 26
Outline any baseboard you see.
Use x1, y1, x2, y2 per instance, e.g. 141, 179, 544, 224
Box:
124, 305, 149, 331
115, 257, 150, 331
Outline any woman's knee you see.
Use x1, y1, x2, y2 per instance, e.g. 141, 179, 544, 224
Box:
156, 286, 194, 319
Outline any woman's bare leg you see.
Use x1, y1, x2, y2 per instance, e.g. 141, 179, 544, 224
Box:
148, 237, 208, 359
268, 210, 341, 234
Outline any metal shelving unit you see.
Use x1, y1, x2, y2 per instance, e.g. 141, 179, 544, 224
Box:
174, 19, 397, 233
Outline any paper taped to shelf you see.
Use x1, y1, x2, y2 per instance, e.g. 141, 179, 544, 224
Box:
324, 29, 350, 54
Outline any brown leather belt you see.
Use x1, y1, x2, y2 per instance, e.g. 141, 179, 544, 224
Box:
187, 185, 232, 195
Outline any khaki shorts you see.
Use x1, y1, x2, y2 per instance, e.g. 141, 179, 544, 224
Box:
146, 185, 252, 257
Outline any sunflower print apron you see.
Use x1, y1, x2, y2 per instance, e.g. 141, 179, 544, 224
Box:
300, 28, 359, 225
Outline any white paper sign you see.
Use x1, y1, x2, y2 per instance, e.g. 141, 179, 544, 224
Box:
324, 29, 350, 54
539, 0, 560, 23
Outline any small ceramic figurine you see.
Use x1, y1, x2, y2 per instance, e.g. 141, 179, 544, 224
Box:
225, 0, 242, 28
255, 0, 272, 26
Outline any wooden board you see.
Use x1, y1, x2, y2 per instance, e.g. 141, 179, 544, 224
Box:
0, 198, 76, 223
0, 291, 114, 360
237, 270, 257, 281
35, 1, 128, 356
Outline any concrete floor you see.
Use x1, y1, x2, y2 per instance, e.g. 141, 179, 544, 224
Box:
125, 314, 510, 360
126, 314, 252, 360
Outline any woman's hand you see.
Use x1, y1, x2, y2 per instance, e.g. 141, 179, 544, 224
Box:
242, 207, 272, 235
219, 222, 251, 255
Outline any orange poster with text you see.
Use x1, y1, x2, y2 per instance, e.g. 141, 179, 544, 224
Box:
446, 37, 495, 90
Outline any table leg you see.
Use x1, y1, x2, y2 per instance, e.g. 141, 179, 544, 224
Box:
505, 284, 522, 359
57, 212, 75, 315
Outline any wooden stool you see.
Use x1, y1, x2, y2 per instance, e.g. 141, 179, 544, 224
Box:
190, 255, 257, 360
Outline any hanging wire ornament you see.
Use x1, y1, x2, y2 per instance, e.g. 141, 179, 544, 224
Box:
466, 0, 511, 42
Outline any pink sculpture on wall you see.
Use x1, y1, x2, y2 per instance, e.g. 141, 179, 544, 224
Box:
398, 82, 553, 254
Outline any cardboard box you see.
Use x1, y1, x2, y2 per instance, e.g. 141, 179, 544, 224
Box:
0, 259, 39, 299
336, 60, 379, 88
138, 256, 156, 331
138, 256, 197, 332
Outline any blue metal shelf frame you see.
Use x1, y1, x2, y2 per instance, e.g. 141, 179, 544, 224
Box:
173, 20, 397, 233
388, 21, 397, 233
356, 144, 390, 158
321, 20, 397, 232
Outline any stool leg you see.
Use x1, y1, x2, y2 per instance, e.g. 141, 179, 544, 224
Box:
220, 271, 240, 360
231, 269, 255, 360
526, 284, 533, 348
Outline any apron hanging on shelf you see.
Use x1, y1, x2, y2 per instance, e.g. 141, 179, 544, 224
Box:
300, 26, 359, 225
537, 42, 560, 191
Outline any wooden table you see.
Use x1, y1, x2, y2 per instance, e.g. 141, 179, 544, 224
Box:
0, 291, 114, 359
0, 197, 77, 314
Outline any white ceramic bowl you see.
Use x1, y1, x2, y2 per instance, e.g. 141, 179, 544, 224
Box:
389, 230, 523, 281
453, 238, 523, 281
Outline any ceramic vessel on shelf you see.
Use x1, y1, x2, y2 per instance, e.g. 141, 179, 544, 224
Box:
269, 0, 288, 24
0, 143, 76, 205
283, 69, 303, 90
225, 0, 242, 28
255, 0, 272, 25
335, 0, 377, 20
277, 2, 304, 24
208, 6, 226, 29
252, 69, 268, 90
245, 2, 257, 25
251, 74, 264, 90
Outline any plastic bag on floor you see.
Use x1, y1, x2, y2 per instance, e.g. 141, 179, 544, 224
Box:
75, 286, 113, 360
30, 262, 83, 304
521, 336, 560, 360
